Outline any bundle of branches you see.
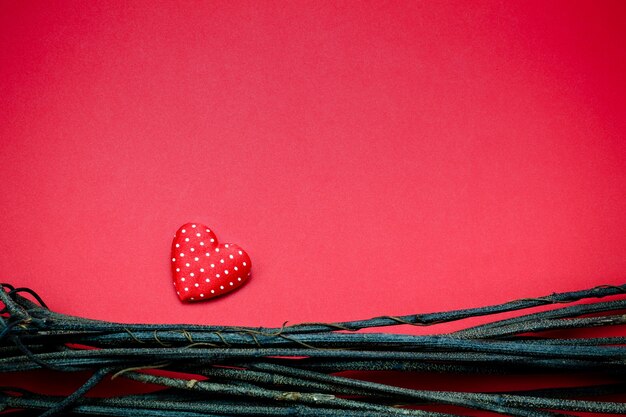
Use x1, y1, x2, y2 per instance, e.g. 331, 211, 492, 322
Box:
2, 282, 626, 417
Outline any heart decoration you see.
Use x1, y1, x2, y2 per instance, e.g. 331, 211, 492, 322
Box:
171, 223, 251, 302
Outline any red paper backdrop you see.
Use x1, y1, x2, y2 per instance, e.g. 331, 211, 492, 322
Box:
1, 0, 626, 412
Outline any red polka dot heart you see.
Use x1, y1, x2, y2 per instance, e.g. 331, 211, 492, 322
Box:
171, 223, 251, 302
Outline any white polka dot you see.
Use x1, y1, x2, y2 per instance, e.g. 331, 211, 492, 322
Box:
196, 233, 201, 237
200, 293, 204, 297
243, 262, 247, 266
185, 263, 190, 267
176, 268, 180, 272
225, 244, 229, 248
175, 244, 180, 248
238, 277, 242, 281
238, 250, 243, 255
216, 274, 220, 278
181, 277, 185, 282
211, 289, 215, 294
194, 257, 199, 261
200, 242, 205, 246
224, 270, 229, 274
176, 291, 180, 295
190, 297, 194, 300
185, 238, 190, 242
194, 283, 199, 287
205, 252, 210, 256
210, 264, 215, 268
220, 285, 224, 290
215, 248, 220, 252
229, 254, 234, 259
200, 268, 205, 272
180, 253, 185, 257
190, 248, 195, 252
229, 282, 233, 286
210, 238, 215, 242
182, 229, 186, 233
205, 278, 210, 282
184, 287, 189, 291
220, 259, 225, 264
190, 273, 194, 277
206, 229, 210, 232
172, 258, 176, 262
192, 224, 196, 228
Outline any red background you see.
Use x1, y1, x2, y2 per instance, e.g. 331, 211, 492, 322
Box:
1, 0, 626, 409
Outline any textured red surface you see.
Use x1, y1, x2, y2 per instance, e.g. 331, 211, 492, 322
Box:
1, 0, 626, 410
